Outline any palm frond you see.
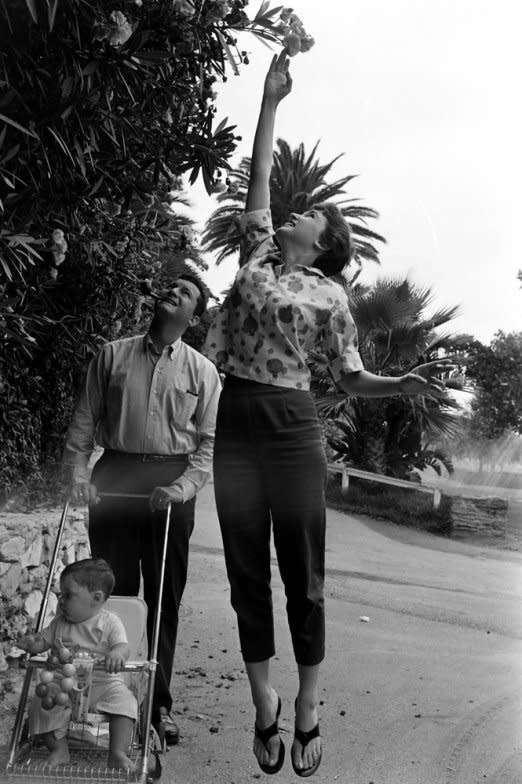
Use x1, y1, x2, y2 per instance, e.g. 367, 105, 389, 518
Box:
202, 137, 384, 267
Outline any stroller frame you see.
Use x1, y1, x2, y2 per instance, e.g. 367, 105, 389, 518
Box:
5, 494, 173, 783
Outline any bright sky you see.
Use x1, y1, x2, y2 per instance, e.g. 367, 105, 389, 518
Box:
187, 0, 522, 344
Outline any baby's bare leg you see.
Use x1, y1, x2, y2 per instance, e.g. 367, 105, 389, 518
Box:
40, 731, 70, 766
107, 715, 135, 771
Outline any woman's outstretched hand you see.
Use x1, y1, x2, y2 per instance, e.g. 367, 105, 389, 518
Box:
263, 50, 292, 104
398, 359, 456, 396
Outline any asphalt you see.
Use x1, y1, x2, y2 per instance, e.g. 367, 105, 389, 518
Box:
164, 482, 522, 784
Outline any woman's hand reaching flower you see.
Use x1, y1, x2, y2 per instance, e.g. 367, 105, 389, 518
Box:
263, 50, 292, 104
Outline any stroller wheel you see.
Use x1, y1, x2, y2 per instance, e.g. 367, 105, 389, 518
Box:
146, 750, 162, 782
150, 724, 167, 754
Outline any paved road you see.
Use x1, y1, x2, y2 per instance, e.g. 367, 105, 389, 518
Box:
160, 483, 522, 784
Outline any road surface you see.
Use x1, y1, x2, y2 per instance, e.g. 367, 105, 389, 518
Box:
162, 482, 522, 784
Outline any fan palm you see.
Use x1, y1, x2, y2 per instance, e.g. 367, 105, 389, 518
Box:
312, 277, 468, 477
201, 139, 385, 271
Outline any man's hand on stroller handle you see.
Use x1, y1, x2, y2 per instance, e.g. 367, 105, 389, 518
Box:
70, 480, 98, 506
149, 485, 183, 511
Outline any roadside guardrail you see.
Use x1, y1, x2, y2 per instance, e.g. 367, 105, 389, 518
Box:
327, 463, 442, 510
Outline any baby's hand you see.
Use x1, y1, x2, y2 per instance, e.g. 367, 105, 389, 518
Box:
18, 633, 42, 653
104, 649, 126, 674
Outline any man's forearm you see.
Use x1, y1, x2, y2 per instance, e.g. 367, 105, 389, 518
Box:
339, 370, 402, 398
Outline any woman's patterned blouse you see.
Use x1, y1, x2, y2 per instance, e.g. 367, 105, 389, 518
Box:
203, 208, 364, 390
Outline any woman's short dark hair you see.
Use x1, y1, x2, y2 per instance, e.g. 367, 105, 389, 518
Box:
61, 558, 115, 599
312, 203, 354, 277
175, 272, 209, 317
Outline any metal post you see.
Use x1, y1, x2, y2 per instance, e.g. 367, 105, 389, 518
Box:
6, 499, 70, 770
341, 470, 350, 495
138, 502, 172, 780
433, 489, 442, 510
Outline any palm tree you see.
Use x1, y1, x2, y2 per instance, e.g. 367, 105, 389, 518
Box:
201, 139, 385, 274
311, 277, 468, 478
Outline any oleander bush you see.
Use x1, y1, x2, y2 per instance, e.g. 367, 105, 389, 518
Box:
0, 0, 292, 504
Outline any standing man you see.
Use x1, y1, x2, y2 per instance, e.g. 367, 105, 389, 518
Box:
63, 272, 221, 746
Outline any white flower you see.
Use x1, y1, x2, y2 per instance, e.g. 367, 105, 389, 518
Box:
279, 8, 314, 55
172, 0, 196, 20
300, 35, 315, 53
51, 229, 68, 264
180, 225, 194, 243
108, 11, 133, 47
283, 32, 301, 57
288, 15, 305, 37
214, 0, 232, 17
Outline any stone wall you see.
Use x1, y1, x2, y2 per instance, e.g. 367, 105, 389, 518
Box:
0, 506, 90, 670
450, 496, 508, 537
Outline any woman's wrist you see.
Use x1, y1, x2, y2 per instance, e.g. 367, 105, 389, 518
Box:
396, 376, 407, 394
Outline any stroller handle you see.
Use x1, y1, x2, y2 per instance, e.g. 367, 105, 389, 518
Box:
98, 492, 150, 499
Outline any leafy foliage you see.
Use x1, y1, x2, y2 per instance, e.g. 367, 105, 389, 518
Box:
313, 277, 467, 478
465, 331, 522, 440
0, 0, 292, 503
201, 138, 385, 275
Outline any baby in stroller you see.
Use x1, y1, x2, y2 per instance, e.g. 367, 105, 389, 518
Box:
18, 558, 137, 771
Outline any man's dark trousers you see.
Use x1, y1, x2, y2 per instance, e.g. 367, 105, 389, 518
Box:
88, 450, 194, 723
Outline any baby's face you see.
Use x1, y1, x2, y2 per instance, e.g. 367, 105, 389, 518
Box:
57, 575, 100, 623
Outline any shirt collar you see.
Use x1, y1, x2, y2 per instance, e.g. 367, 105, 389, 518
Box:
144, 333, 182, 359
259, 252, 326, 278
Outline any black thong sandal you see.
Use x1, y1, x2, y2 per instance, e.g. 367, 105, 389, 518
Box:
254, 696, 285, 775
291, 723, 322, 778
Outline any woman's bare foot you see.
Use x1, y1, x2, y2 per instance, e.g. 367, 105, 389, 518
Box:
107, 750, 136, 772
292, 698, 321, 773
253, 688, 281, 769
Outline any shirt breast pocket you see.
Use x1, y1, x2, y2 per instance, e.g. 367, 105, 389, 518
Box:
169, 386, 199, 430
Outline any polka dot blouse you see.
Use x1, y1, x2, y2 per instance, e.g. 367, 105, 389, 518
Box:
203, 209, 363, 390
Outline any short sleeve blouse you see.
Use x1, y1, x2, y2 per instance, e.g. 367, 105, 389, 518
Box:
203, 208, 364, 390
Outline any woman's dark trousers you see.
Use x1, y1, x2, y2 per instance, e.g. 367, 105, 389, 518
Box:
213, 376, 327, 666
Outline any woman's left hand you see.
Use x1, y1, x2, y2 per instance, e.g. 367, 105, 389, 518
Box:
398, 359, 455, 396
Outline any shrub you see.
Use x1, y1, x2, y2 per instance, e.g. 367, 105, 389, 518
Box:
0, 0, 292, 504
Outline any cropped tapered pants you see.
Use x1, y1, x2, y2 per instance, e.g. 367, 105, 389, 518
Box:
213, 375, 327, 666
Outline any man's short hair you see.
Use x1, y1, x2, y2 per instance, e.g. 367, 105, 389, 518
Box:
60, 558, 115, 599
312, 203, 354, 277
175, 272, 209, 318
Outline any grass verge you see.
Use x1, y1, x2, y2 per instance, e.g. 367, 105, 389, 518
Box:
326, 476, 452, 536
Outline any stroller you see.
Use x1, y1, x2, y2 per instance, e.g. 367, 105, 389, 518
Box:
5, 494, 174, 783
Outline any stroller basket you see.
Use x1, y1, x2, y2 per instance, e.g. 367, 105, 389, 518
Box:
5, 496, 171, 784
